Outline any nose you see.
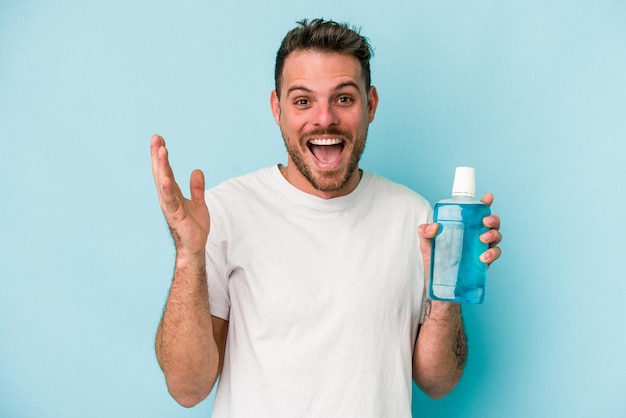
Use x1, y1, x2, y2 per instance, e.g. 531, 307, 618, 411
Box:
313, 102, 339, 128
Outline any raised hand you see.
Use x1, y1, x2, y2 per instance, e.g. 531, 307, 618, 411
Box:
151, 134, 223, 406
150, 134, 210, 258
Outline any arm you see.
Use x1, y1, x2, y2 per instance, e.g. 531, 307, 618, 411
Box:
150, 134, 227, 407
413, 299, 465, 399
413, 193, 502, 399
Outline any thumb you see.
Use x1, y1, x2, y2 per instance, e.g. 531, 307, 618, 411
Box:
418, 223, 440, 289
189, 169, 206, 204
418, 223, 439, 257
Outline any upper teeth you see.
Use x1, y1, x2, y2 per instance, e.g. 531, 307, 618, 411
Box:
309, 138, 342, 146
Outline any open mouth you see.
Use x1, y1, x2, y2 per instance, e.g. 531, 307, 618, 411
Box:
307, 138, 345, 165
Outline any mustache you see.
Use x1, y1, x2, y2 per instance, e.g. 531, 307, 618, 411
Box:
303, 128, 349, 139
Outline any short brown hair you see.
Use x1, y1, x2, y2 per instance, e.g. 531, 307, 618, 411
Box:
274, 18, 374, 98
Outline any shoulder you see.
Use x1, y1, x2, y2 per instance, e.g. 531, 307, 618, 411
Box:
365, 172, 432, 210
204, 166, 281, 219
203, 167, 278, 236
205, 166, 280, 210
356, 171, 433, 226
207, 166, 274, 196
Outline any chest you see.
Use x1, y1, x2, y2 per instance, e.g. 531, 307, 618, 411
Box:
225, 209, 423, 329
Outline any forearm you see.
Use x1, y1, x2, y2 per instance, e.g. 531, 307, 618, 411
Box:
412, 300, 467, 399
155, 254, 220, 407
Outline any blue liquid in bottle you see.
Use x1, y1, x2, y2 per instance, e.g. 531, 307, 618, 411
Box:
429, 168, 491, 304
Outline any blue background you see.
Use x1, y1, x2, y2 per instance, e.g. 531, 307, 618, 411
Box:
1, 1, 625, 417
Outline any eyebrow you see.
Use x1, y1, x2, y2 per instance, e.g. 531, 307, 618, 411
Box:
286, 85, 313, 96
286, 81, 361, 97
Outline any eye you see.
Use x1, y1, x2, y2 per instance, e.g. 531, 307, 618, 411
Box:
336, 96, 354, 105
294, 98, 310, 106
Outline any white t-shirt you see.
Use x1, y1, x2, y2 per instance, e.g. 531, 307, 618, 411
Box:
205, 165, 432, 418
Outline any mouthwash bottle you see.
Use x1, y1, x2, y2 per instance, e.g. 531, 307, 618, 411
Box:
429, 167, 491, 304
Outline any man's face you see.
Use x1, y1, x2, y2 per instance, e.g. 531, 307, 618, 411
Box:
271, 50, 379, 199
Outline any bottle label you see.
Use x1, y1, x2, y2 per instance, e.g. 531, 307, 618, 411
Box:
432, 221, 464, 287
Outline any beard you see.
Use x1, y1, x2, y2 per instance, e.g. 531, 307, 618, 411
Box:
282, 127, 367, 193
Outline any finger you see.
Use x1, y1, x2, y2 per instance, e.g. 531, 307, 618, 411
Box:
160, 170, 183, 214
157, 145, 177, 183
153, 143, 184, 215
480, 192, 494, 207
151, 135, 179, 189
150, 133, 164, 151
151, 135, 174, 191
483, 214, 501, 230
480, 246, 502, 265
150, 134, 165, 178
480, 229, 502, 246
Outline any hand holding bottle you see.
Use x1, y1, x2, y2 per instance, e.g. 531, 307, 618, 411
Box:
421, 167, 502, 304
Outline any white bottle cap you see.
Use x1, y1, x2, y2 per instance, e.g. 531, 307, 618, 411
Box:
452, 167, 476, 198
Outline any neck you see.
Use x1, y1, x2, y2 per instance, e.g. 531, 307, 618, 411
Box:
280, 163, 362, 199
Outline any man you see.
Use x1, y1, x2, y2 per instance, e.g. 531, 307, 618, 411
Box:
151, 18, 502, 417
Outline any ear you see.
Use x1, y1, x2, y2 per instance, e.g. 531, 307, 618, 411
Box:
270, 90, 281, 124
367, 86, 379, 123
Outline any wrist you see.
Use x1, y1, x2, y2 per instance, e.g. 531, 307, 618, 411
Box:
425, 299, 461, 322
175, 250, 206, 270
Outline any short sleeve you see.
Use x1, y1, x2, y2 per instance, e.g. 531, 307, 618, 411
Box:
205, 192, 231, 321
